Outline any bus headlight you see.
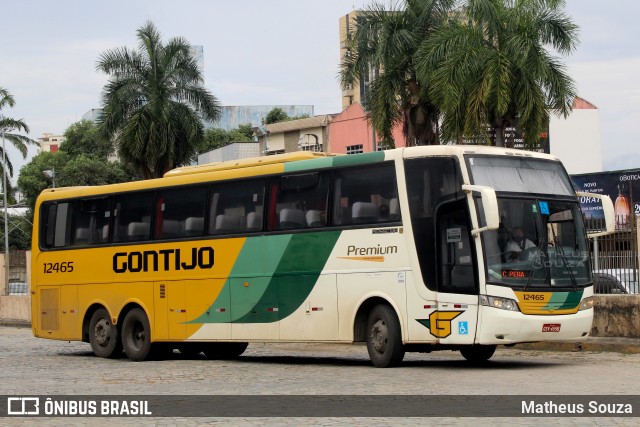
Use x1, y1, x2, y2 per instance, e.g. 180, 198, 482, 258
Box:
579, 296, 595, 311
479, 295, 520, 312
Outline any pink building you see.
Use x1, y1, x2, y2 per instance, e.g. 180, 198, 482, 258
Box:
328, 103, 405, 154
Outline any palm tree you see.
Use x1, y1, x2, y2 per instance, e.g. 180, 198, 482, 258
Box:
340, 0, 455, 147
0, 87, 35, 187
417, 0, 578, 147
97, 21, 221, 179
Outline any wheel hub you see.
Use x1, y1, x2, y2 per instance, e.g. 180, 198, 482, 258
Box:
370, 319, 388, 354
94, 319, 110, 347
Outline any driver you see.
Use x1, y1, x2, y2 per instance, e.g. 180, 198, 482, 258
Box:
506, 226, 535, 261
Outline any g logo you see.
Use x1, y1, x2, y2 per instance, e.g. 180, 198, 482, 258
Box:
417, 311, 464, 338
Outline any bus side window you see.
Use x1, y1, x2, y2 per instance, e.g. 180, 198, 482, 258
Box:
269, 172, 330, 231
209, 179, 266, 235
72, 197, 110, 246
155, 186, 207, 240
331, 162, 399, 226
112, 192, 154, 243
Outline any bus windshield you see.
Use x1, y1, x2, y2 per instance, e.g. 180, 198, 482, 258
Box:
466, 155, 591, 289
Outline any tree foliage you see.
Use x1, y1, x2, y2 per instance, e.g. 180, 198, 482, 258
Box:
0, 87, 36, 184
60, 119, 114, 160
340, 0, 455, 147
264, 108, 289, 124
416, 0, 578, 147
0, 214, 32, 251
18, 119, 137, 217
97, 21, 221, 179
264, 107, 309, 125
197, 124, 254, 154
342, 0, 578, 148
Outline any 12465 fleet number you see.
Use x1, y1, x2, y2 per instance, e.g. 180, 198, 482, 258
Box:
43, 262, 74, 274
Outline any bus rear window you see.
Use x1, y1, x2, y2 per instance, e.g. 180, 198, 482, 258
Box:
40, 202, 73, 249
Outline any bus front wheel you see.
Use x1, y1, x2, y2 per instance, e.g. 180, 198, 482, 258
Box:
121, 308, 152, 362
89, 308, 122, 358
460, 345, 497, 363
366, 304, 405, 368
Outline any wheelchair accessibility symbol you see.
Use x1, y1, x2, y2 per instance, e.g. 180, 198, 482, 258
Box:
458, 321, 469, 335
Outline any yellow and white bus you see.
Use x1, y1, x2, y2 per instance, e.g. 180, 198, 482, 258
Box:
31, 146, 613, 367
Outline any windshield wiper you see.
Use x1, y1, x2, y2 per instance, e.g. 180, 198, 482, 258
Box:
522, 237, 546, 291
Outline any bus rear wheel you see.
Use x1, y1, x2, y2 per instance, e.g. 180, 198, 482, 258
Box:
366, 304, 405, 368
121, 308, 152, 362
89, 308, 122, 358
460, 345, 497, 363
203, 342, 248, 359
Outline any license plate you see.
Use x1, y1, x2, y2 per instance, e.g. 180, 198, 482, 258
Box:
542, 323, 561, 332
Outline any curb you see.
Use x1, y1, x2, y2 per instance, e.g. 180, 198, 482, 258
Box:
0, 319, 31, 328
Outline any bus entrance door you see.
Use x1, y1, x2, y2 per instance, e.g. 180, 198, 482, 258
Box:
435, 199, 479, 344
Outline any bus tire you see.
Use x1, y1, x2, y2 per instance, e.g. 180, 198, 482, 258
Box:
460, 345, 497, 363
203, 342, 248, 359
89, 308, 122, 358
366, 304, 404, 368
121, 308, 152, 362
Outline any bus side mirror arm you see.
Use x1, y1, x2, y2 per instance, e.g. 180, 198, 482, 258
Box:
576, 192, 615, 237
462, 184, 500, 236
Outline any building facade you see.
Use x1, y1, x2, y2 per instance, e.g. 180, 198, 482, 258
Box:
207, 105, 314, 131
37, 133, 65, 153
254, 115, 335, 156
328, 103, 405, 154
339, 11, 381, 111
549, 97, 603, 174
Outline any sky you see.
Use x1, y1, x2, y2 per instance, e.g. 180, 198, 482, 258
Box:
1, 0, 638, 184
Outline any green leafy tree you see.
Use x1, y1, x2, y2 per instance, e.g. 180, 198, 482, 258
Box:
236, 124, 255, 140
264, 107, 289, 124
60, 119, 114, 160
97, 21, 221, 179
18, 152, 135, 214
417, 0, 578, 147
340, 0, 454, 147
0, 87, 36, 189
0, 215, 32, 250
197, 124, 255, 154
17, 151, 68, 213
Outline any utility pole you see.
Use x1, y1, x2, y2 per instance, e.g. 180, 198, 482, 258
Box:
1, 130, 9, 295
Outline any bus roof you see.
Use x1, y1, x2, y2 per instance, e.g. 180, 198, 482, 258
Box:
164, 151, 338, 178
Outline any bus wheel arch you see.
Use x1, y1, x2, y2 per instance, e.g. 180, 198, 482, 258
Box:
353, 297, 403, 343
353, 297, 405, 368
84, 304, 122, 358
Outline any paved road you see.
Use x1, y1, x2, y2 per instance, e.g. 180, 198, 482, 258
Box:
1, 326, 638, 426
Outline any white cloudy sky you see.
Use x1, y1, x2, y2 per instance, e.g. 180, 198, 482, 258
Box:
1, 0, 638, 182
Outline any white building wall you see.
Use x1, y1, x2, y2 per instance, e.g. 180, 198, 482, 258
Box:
549, 108, 603, 174
198, 142, 260, 165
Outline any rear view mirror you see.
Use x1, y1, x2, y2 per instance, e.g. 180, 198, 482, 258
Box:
462, 184, 500, 236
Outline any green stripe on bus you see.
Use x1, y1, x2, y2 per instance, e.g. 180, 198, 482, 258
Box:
545, 290, 583, 310
284, 157, 334, 173
333, 151, 385, 167
283, 151, 386, 173
232, 230, 341, 323
189, 231, 340, 324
